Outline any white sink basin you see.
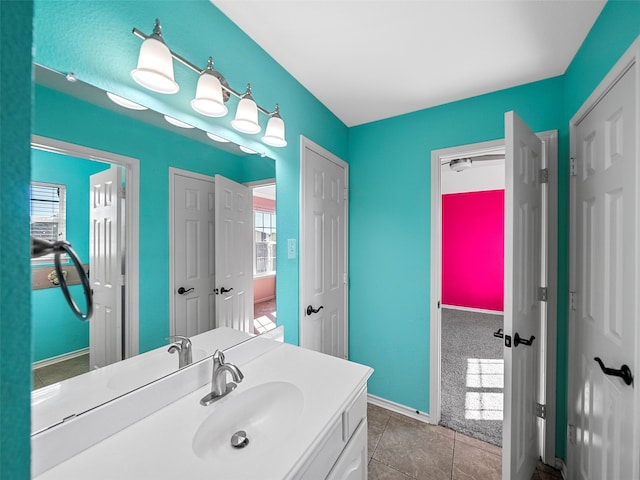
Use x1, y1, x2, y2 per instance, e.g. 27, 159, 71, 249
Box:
107, 348, 207, 391
192, 381, 304, 462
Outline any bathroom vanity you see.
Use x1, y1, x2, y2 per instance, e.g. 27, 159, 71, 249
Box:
32, 332, 373, 479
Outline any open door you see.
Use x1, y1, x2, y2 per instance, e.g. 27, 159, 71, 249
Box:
503, 111, 543, 479
214, 174, 253, 333
89, 167, 123, 368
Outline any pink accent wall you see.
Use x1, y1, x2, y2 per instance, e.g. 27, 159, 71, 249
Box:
253, 196, 275, 212
442, 189, 504, 311
254, 275, 276, 303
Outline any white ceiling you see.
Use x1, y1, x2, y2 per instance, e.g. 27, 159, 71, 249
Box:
213, 0, 606, 127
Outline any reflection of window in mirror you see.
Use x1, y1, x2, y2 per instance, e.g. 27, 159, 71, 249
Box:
30, 181, 67, 265
254, 210, 276, 275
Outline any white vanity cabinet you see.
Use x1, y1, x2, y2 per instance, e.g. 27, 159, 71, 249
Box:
326, 420, 368, 480
294, 385, 368, 480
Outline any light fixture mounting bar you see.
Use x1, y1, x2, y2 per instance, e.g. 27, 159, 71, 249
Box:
132, 27, 272, 115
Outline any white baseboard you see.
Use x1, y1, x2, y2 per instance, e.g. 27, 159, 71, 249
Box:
555, 458, 568, 479
441, 304, 504, 315
367, 394, 431, 424
33, 348, 89, 369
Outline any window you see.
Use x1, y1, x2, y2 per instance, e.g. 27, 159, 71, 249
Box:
254, 210, 276, 275
30, 182, 67, 264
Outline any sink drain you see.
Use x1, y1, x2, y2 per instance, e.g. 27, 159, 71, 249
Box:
231, 430, 249, 449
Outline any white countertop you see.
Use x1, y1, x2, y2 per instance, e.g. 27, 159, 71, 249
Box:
35, 341, 372, 480
32, 327, 252, 434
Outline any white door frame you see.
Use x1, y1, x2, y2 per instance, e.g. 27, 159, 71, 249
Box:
429, 130, 558, 463
168, 167, 216, 336
568, 36, 640, 479
30, 134, 140, 358
299, 135, 349, 355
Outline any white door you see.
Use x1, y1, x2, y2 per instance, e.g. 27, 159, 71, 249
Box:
503, 111, 543, 480
300, 138, 348, 358
89, 167, 123, 369
172, 173, 216, 337
214, 174, 253, 333
569, 52, 638, 480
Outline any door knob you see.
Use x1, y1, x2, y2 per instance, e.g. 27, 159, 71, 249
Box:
220, 287, 234, 294
177, 287, 194, 295
514, 332, 535, 347
594, 357, 634, 386
306, 305, 324, 316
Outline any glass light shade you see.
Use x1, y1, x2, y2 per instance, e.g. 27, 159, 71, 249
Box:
131, 37, 179, 94
164, 115, 194, 128
106, 92, 148, 111
239, 145, 258, 155
262, 115, 287, 147
206, 132, 230, 143
191, 72, 227, 117
231, 97, 261, 134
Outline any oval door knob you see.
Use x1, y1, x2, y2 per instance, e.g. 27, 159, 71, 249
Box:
177, 287, 194, 295
220, 287, 234, 294
306, 305, 324, 316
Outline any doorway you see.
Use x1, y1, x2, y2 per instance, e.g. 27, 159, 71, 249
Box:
430, 130, 558, 466
439, 150, 506, 446
30, 135, 140, 385
251, 182, 277, 335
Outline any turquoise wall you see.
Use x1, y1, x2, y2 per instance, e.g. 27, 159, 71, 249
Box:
0, 1, 33, 478
33, 83, 275, 353
348, 75, 564, 414
31, 150, 109, 362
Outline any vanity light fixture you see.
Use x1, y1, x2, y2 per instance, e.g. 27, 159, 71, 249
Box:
206, 132, 230, 143
164, 115, 194, 128
107, 92, 148, 111
132, 19, 287, 147
191, 57, 229, 117
131, 19, 179, 94
262, 104, 287, 147
239, 145, 258, 155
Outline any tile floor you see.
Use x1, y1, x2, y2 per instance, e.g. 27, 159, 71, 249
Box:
368, 403, 563, 480
32, 353, 90, 390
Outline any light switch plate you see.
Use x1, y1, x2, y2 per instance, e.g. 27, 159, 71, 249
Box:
287, 239, 296, 259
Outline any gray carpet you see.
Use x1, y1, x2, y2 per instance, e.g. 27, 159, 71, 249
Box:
440, 308, 504, 446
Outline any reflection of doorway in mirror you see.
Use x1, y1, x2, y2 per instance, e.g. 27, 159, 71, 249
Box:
31, 140, 138, 388
252, 183, 277, 335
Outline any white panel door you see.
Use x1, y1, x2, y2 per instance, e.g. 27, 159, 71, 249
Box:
89, 167, 123, 369
300, 140, 348, 358
569, 60, 638, 480
172, 173, 216, 337
214, 174, 253, 333
503, 111, 542, 480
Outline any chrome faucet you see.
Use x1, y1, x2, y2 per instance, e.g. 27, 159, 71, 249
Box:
167, 335, 193, 368
200, 349, 244, 406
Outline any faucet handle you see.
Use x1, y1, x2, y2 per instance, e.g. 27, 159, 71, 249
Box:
212, 349, 225, 364
168, 335, 192, 348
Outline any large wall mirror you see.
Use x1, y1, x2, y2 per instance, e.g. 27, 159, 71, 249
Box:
31, 63, 277, 433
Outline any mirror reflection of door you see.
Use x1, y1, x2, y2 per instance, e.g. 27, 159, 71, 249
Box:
31, 147, 127, 387
170, 170, 255, 337
252, 183, 277, 334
